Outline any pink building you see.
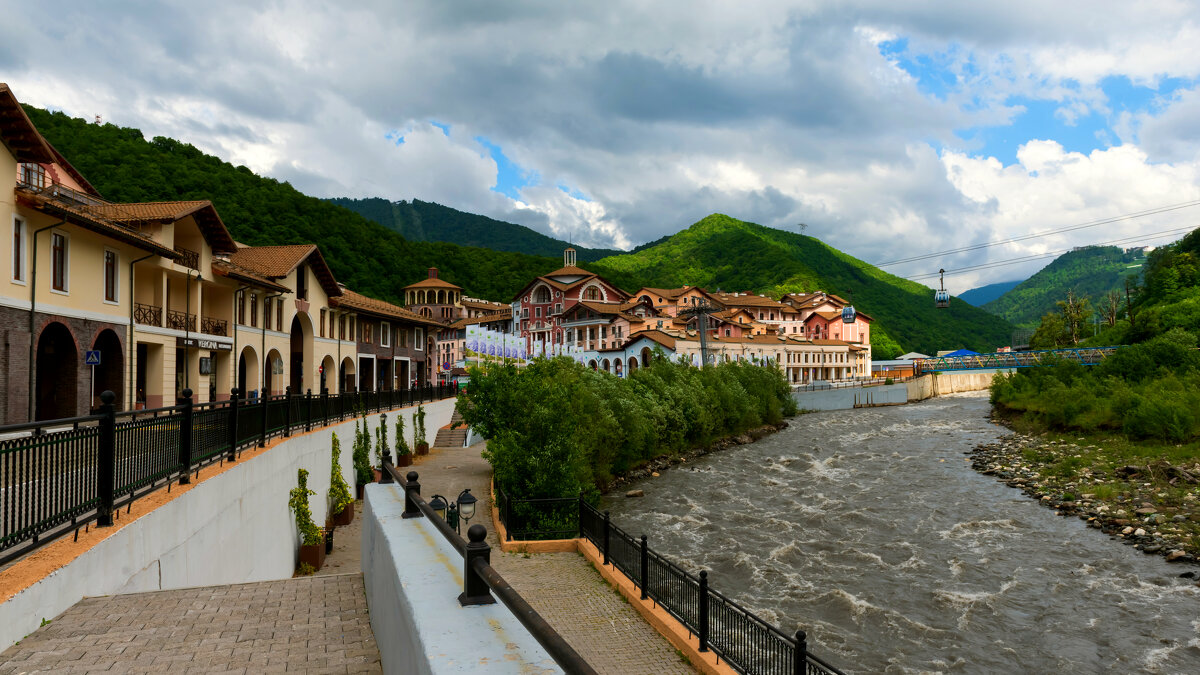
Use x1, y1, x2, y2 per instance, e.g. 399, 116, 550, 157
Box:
511, 249, 628, 352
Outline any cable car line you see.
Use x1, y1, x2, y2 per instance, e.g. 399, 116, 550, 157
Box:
874, 199, 1200, 268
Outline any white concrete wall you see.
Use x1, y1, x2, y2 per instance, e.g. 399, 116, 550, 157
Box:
361, 484, 559, 674
793, 370, 1010, 411
0, 397, 455, 652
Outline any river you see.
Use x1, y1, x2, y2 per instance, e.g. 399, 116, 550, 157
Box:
600, 392, 1200, 674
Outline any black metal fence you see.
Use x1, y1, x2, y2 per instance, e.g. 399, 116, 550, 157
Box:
498, 493, 847, 675
0, 385, 455, 566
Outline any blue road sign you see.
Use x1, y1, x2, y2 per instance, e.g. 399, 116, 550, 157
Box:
85, 350, 101, 366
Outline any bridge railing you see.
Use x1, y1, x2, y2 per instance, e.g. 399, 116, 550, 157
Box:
917, 346, 1122, 373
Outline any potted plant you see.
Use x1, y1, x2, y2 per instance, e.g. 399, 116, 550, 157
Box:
329, 433, 355, 526
290, 468, 324, 572
394, 415, 412, 467
413, 404, 429, 455
352, 418, 372, 499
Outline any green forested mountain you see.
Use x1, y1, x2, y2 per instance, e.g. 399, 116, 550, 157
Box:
329, 197, 621, 262
588, 214, 1014, 357
25, 106, 558, 304
983, 246, 1147, 326
959, 279, 1023, 306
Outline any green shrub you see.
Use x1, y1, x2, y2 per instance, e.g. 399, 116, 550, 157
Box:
328, 434, 354, 515
289, 469, 322, 546
395, 416, 410, 456
351, 418, 372, 485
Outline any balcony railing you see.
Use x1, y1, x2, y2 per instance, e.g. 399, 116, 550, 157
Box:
201, 317, 228, 337
166, 310, 196, 332
134, 302, 162, 326
174, 246, 200, 271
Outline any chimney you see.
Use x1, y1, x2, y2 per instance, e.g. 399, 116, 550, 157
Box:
429, 267, 438, 279
564, 248, 577, 267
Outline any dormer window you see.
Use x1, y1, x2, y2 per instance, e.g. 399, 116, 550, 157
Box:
19, 163, 46, 189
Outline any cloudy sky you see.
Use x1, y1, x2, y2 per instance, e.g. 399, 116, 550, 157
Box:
4, 1, 1200, 291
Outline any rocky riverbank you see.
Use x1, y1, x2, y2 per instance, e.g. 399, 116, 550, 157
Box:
602, 421, 789, 495
970, 423, 1200, 567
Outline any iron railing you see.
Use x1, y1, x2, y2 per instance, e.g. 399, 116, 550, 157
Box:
166, 310, 196, 331
174, 246, 200, 270
0, 385, 456, 566
915, 346, 1121, 373
497, 493, 847, 675
134, 302, 163, 326
200, 316, 228, 336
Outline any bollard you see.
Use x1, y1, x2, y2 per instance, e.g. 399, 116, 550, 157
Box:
96, 391, 116, 527
459, 524, 497, 606
698, 570, 710, 652
402, 471, 422, 519
178, 389, 193, 485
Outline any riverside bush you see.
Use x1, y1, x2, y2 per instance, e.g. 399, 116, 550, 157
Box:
991, 329, 1200, 442
458, 355, 797, 501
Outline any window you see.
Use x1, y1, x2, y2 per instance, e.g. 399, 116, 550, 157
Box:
264, 297, 272, 330
295, 265, 308, 300
238, 292, 246, 324
320, 309, 326, 337
338, 315, 346, 340
535, 307, 542, 318
103, 250, 118, 302
50, 233, 68, 292
381, 323, 390, 347
522, 308, 529, 318
415, 327, 424, 349
363, 323, 373, 344
19, 163, 46, 189
12, 217, 26, 282
398, 327, 407, 348
534, 286, 551, 303
249, 294, 258, 328
584, 287, 599, 301
276, 298, 283, 331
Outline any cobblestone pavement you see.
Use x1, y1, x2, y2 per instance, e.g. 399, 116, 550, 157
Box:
0, 574, 380, 674
413, 442, 695, 675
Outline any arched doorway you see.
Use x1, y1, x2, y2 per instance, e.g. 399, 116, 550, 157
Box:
265, 349, 283, 396
340, 356, 355, 393
627, 356, 638, 373
640, 347, 652, 367
238, 345, 259, 398
601, 358, 610, 372
290, 313, 313, 394
36, 322, 78, 420
588, 359, 597, 371
320, 355, 335, 394
92, 329, 124, 410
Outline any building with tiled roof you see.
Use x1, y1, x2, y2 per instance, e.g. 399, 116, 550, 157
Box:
512, 248, 629, 353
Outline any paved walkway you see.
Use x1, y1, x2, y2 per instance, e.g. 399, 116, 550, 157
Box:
0, 573, 380, 674
413, 441, 694, 675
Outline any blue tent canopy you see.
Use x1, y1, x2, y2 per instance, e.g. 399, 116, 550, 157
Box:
941, 349, 979, 358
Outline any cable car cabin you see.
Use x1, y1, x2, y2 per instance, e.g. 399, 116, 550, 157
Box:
934, 290, 950, 308
842, 305, 856, 323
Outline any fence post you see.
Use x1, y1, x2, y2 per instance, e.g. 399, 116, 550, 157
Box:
283, 387, 292, 437
305, 389, 313, 432
459, 524, 497, 606
698, 570, 709, 652
178, 389, 193, 485
794, 630, 807, 675
380, 448, 393, 484
259, 391, 269, 447
640, 535, 648, 600
602, 510, 610, 565
322, 388, 329, 426
227, 388, 240, 462
402, 470, 422, 519
96, 390, 116, 527
577, 495, 583, 539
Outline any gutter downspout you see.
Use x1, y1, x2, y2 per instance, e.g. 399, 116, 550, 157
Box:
127, 253, 157, 411
28, 219, 66, 421
261, 292, 285, 397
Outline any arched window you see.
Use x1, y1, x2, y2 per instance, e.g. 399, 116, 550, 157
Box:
584, 286, 601, 301
534, 286, 551, 304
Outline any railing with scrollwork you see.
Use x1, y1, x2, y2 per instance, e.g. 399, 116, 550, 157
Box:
134, 302, 162, 326
166, 310, 196, 331
174, 246, 200, 270
200, 317, 228, 336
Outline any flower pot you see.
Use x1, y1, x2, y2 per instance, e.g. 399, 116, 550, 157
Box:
355, 482, 365, 500
374, 468, 382, 483
416, 442, 430, 456
396, 453, 412, 467
299, 542, 326, 571
333, 502, 354, 526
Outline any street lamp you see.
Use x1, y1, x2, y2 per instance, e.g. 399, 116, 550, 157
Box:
428, 489, 477, 534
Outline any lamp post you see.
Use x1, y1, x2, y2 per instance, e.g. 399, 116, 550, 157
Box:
429, 488, 477, 534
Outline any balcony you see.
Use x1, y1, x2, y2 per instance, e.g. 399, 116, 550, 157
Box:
201, 317, 228, 337
134, 302, 162, 326
166, 310, 196, 331
174, 246, 200, 271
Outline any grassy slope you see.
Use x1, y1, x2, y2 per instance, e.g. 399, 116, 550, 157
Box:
328, 197, 622, 262
591, 214, 1014, 356
983, 246, 1146, 326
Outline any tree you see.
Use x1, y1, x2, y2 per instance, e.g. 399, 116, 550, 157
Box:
1030, 312, 1068, 349
1101, 290, 1121, 327
1056, 290, 1092, 345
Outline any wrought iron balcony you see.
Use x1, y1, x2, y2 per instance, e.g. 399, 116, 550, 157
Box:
201, 317, 228, 337
174, 246, 200, 271
166, 310, 196, 331
134, 302, 162, 326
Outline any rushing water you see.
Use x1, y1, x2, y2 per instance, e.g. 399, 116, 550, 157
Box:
601, 392, 1200, 674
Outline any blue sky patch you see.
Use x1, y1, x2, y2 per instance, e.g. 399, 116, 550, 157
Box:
430, 120, 451, 136
475, 135, 537, 199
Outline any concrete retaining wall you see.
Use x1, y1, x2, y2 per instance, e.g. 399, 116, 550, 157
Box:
360, 483, 558, 674
0, 397, 455, 652
795, 370, 1012, 411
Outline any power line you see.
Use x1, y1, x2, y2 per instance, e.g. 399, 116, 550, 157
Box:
905, 225, 1194, 282
874, 199, 1200, 268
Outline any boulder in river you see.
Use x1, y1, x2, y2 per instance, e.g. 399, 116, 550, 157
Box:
626, 489, 644, 498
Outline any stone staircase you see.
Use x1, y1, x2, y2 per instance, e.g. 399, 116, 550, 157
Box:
432, 410, 468, 448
